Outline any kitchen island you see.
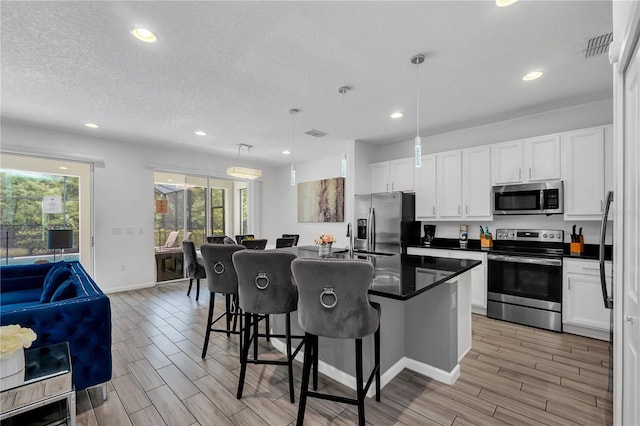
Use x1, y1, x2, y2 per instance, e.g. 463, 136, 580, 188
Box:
270, 247, 482, 394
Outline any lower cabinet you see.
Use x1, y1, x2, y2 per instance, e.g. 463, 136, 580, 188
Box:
407, 247, 487, 313
563, 258, 612, 340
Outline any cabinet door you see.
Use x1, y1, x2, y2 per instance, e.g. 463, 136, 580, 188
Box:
492, 141, 524, 185
527, 135, 561, 181
437, 151, 462, 218
562, 128, 605, 218
415, 155, 437, 218
370, 162, 390, 193
564, 272, 611, 331
389, 158, 414, 192
470, 262, 487, 310
462, 146, 492, 219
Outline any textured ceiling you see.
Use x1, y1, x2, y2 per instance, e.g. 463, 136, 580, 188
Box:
1, 1, 613, 167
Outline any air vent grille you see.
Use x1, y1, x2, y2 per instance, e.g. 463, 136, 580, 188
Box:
585, 32, 613, 58
304, 129, 328, 138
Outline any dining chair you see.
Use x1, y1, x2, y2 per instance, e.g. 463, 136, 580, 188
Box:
182, 241, 206, 301
232, 250, 307, 402
235, 234, 255, 244
291, 257, 381, 426
200, 243, 246, 358
276, 237, 296, 248
282, 234, 300, 246
241, 239, 267, 250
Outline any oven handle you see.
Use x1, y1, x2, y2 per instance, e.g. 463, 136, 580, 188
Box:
488, 254, 562, 267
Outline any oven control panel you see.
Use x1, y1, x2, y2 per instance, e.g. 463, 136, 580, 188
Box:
495, 229, 564, 242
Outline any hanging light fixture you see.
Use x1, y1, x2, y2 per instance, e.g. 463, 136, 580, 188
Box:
338, 86, 350, 178
411, 54, 425, 168
289, 108, 299, 185
226, 144, 262, 179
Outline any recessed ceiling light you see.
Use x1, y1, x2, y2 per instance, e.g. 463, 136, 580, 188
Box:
58, 166, 68, 170
496, 0, 518, 7
283, 150, 291, 155
131, 27, 157, 43
523, 70, 544, 81
390, 112, 404, 119
194, 130, 207, 136
84, 122, 100, 129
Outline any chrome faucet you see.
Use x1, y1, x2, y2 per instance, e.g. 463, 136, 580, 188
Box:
346, 222, 354, 258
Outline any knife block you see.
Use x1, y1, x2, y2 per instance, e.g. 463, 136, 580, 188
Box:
570, 241, 584, 255
480, 233, 493, 248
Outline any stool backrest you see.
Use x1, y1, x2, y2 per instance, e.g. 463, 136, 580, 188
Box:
291, 258, 379, 339
232, 250, 298, 314
282, 234, 300, 246
275, 237, 296, 248
235, 234, 255, 244
200, 243, 246, 294
207, 235, 227, 244
241, 239, 267, 250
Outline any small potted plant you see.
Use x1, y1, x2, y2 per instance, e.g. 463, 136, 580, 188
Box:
315, 233, 336, 257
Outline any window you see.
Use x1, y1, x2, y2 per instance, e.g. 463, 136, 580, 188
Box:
210, 188, 225, 236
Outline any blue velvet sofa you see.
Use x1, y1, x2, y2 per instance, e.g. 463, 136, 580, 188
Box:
0, 261, 112, 392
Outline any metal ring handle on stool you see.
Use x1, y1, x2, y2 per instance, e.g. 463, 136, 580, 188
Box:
320, 287, 338, 309
213, 261, 225, 275
255, 273, 269, 290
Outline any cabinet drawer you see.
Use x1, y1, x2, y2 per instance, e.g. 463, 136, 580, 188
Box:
565, 259, 611, 276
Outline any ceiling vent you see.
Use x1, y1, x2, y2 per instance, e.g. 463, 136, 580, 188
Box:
584, 32, 613, 58
305, 129, 328, 138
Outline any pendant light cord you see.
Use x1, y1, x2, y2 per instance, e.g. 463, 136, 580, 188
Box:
416, 62, 420, 139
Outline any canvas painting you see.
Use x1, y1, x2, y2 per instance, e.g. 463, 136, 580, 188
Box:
297, 177, 345, 223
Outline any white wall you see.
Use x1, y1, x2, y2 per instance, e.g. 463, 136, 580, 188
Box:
1, 120, 275, 292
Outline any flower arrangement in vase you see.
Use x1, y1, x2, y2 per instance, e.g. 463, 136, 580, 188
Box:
1, 324, 37, 391
314, 233, 336, 257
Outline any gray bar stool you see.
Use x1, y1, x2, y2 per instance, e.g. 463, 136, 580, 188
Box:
183, 241, 205, 300
291, 257, 381, 426
232, 250, 308, 403
200, 243, 246, 358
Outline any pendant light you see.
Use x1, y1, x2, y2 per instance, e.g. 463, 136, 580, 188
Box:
338, 86, 350, 178
411, 54, 425, 168
226, 144, 262, 179
289, 108, 299, 185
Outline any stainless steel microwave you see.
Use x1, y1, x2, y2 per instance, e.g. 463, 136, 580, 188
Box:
493, 180, 563, 215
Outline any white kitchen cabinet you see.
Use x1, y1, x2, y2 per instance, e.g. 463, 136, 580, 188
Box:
407, 247, 487, 313
562, 126, 611, 220
492, 136, 560, 185
437, 150, 462, 218
415, 154, 437, 219
462, 146, 492, 220
563, 258, 611, 340
369, 158, 414, 193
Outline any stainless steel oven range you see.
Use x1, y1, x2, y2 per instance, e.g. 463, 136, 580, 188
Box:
487, 228, 564, 332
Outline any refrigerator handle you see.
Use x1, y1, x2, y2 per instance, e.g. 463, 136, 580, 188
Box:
368, 207, 375, 252
599, 191, 613, 309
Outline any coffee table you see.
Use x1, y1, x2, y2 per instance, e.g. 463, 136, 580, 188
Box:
0, 342, 75, 426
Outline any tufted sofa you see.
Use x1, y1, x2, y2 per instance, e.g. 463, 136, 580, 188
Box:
1, 261, 112, 392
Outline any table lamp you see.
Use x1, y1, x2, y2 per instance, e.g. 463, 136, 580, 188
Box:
47, 229, 73, 261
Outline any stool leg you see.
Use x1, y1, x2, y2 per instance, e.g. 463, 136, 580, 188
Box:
187, 278, 193, 296
232, 294, 239, 333
225, 294, 232, 337
286, 313, 294, 403
313, 336, 318, 391
201, 294, 215, 358
355, 338, 365, 426
375, 326, 381, 401
196, 279, 200, 301
236, 312, 252, 399
296, 333, 314, 426
253, 313, 259, 360
265, 314, 270, 342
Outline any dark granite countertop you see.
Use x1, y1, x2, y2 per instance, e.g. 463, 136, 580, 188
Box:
407, 238, 613, 261
281, 246, 482, 301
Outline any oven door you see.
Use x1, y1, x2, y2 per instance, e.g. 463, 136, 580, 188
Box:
487, 254, 562, 304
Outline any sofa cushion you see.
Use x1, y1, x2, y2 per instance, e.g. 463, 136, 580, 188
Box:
40, 262, 71, 303
50, 276, 78, 302
0, 288, 43, 306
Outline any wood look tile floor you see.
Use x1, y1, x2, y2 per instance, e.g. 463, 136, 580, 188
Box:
74, 281, 612, 426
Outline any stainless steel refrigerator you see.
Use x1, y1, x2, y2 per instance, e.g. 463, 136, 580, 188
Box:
599, 190, 614, 390
354, 192, 420, 254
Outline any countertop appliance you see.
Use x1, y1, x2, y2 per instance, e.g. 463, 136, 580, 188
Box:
487, 228, 564, 332
493, 180, 563, 215
599, 190, 614, 390
354, 192, 420, 254
423, 225, 436, 246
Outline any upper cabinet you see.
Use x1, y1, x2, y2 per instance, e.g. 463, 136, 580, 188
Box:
437, 150, 463, 218
462, 146, 492, 220
415, 154, 437, 219
562, 126, 612, 220
492, 135, 561, 185
369, 158, 414, 193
